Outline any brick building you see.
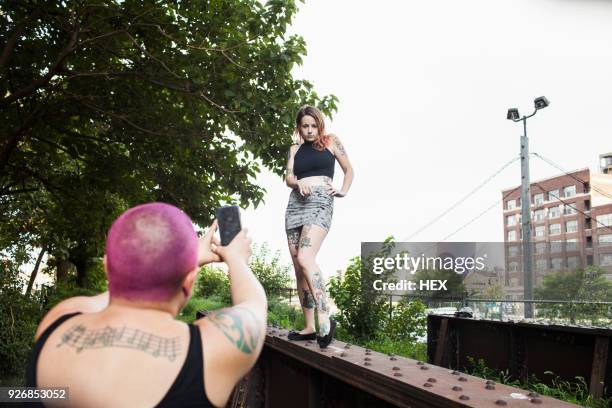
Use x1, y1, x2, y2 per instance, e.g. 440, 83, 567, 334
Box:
501, 167, 612, 300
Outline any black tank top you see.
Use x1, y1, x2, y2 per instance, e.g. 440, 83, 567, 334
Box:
25, 312, 214, 407
293, 140, 335, 179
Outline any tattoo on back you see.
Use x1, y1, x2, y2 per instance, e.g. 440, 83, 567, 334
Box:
57, 325, 181, 361
207, 306, 261, 354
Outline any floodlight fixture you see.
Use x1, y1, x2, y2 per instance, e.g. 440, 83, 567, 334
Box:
534, 96, 549, 110
507, 108, 520, 121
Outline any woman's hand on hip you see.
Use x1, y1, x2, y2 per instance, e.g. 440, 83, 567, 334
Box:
297, 179, 312, 196
326, 183, 345, 197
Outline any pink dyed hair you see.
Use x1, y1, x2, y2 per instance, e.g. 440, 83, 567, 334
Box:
105, 202, 198, 302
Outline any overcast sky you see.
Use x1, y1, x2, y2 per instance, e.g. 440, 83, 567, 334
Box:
241, 0, 612, 278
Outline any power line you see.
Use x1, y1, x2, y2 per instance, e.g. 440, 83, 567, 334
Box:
439, 186, 520, 242
403, 155, 520, 241
531, 152, 612, 201
532, 181, 612, 231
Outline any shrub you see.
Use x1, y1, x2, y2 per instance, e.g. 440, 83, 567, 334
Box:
384, 299, 427, 342
250, 243, 293, 296
0, 260, 43, 382
195, 265, 231, 303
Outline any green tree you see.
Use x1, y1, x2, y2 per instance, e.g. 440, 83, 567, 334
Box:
328, 238, 397, 340
1, 0, 337, 285
534, 266, 612, 325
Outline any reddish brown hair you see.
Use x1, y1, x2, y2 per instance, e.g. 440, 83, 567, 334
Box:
295, 105, 331, 151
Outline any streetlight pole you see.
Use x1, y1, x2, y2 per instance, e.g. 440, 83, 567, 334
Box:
507, 96, 549, 319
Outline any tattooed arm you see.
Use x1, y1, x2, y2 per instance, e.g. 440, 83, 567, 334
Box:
285, 144, 299, 189
330, 134, 354, 197
196, 229, 267, 407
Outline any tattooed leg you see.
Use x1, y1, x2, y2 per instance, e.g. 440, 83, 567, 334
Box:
296, 225, 332, 336
298, 225, 312, 249
312, 269, 331, 336
288, 227, 315, 333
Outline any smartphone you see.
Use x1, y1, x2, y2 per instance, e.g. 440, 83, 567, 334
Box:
215, 205, 242, 246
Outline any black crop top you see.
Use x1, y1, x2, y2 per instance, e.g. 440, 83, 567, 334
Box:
293, 140, 335, 179
25, 312, 214, 407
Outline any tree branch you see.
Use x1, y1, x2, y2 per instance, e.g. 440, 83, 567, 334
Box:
1, 30, 79, 106
0, 11, 39, 69
125, 32, 182, 80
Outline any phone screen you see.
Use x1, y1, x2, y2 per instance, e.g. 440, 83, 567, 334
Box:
215, 205, 242, 246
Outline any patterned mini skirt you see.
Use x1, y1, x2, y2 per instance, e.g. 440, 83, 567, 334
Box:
285, 186, 334, 231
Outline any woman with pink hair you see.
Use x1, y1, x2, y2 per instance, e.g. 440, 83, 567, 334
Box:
284, 105, 354, 348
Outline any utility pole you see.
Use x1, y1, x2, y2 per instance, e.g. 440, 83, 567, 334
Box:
507, 96, 549, 319
520, 121, 533, 318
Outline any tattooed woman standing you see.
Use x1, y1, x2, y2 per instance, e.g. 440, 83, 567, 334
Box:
284, 105, 354, 348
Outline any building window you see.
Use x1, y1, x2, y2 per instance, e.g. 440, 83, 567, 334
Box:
534, 209, 545, 222
566, 238, 578, 251
549, 223, 561, 235
551, 258, 563, 271
535, 242, 547, 254
550, 240, 562, 253
508, 245, 519, 257
596, 213, 612, 227
566, 220, 578, 233
567, 256, 580, 270
507, 199, 516, 210
534, 193, 544, 206
563, 185, 576, 198
507, 230, 517, 242
548, 189, 559, 201
564, 205, 577, 215
536, 259, 547, 271
506, 215, 516, 226
508, 262, 519, 272
510, 277, 519, 286
599, 234, 612, 245
601, 253, 612, 267
535, 226, 545, 239
549, 205, 561, 218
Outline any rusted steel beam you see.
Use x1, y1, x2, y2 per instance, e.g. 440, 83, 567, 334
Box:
589, 336, 609, 399
434, 317, 449, 366
265, 326, 578, 407
427, 315, 612, 400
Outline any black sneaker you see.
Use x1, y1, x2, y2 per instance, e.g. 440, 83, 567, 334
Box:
288, 330, 317, 341
316, 319, 336, 348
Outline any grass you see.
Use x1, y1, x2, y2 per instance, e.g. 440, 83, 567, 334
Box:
465, 357, 611, 408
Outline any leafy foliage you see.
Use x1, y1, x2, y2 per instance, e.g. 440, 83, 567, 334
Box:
329, 237, 418, 340
249, 243, 292, 296
383, 299, 427, 342
0, 260, 42, 381
195, 265, 231, 304
1, 0, 337, 285
534, 266, 612, 325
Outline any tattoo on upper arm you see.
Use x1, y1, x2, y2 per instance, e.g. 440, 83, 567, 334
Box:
333, 137, 347, 157
207, 306, 261, 354
57, 324, 181, 361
